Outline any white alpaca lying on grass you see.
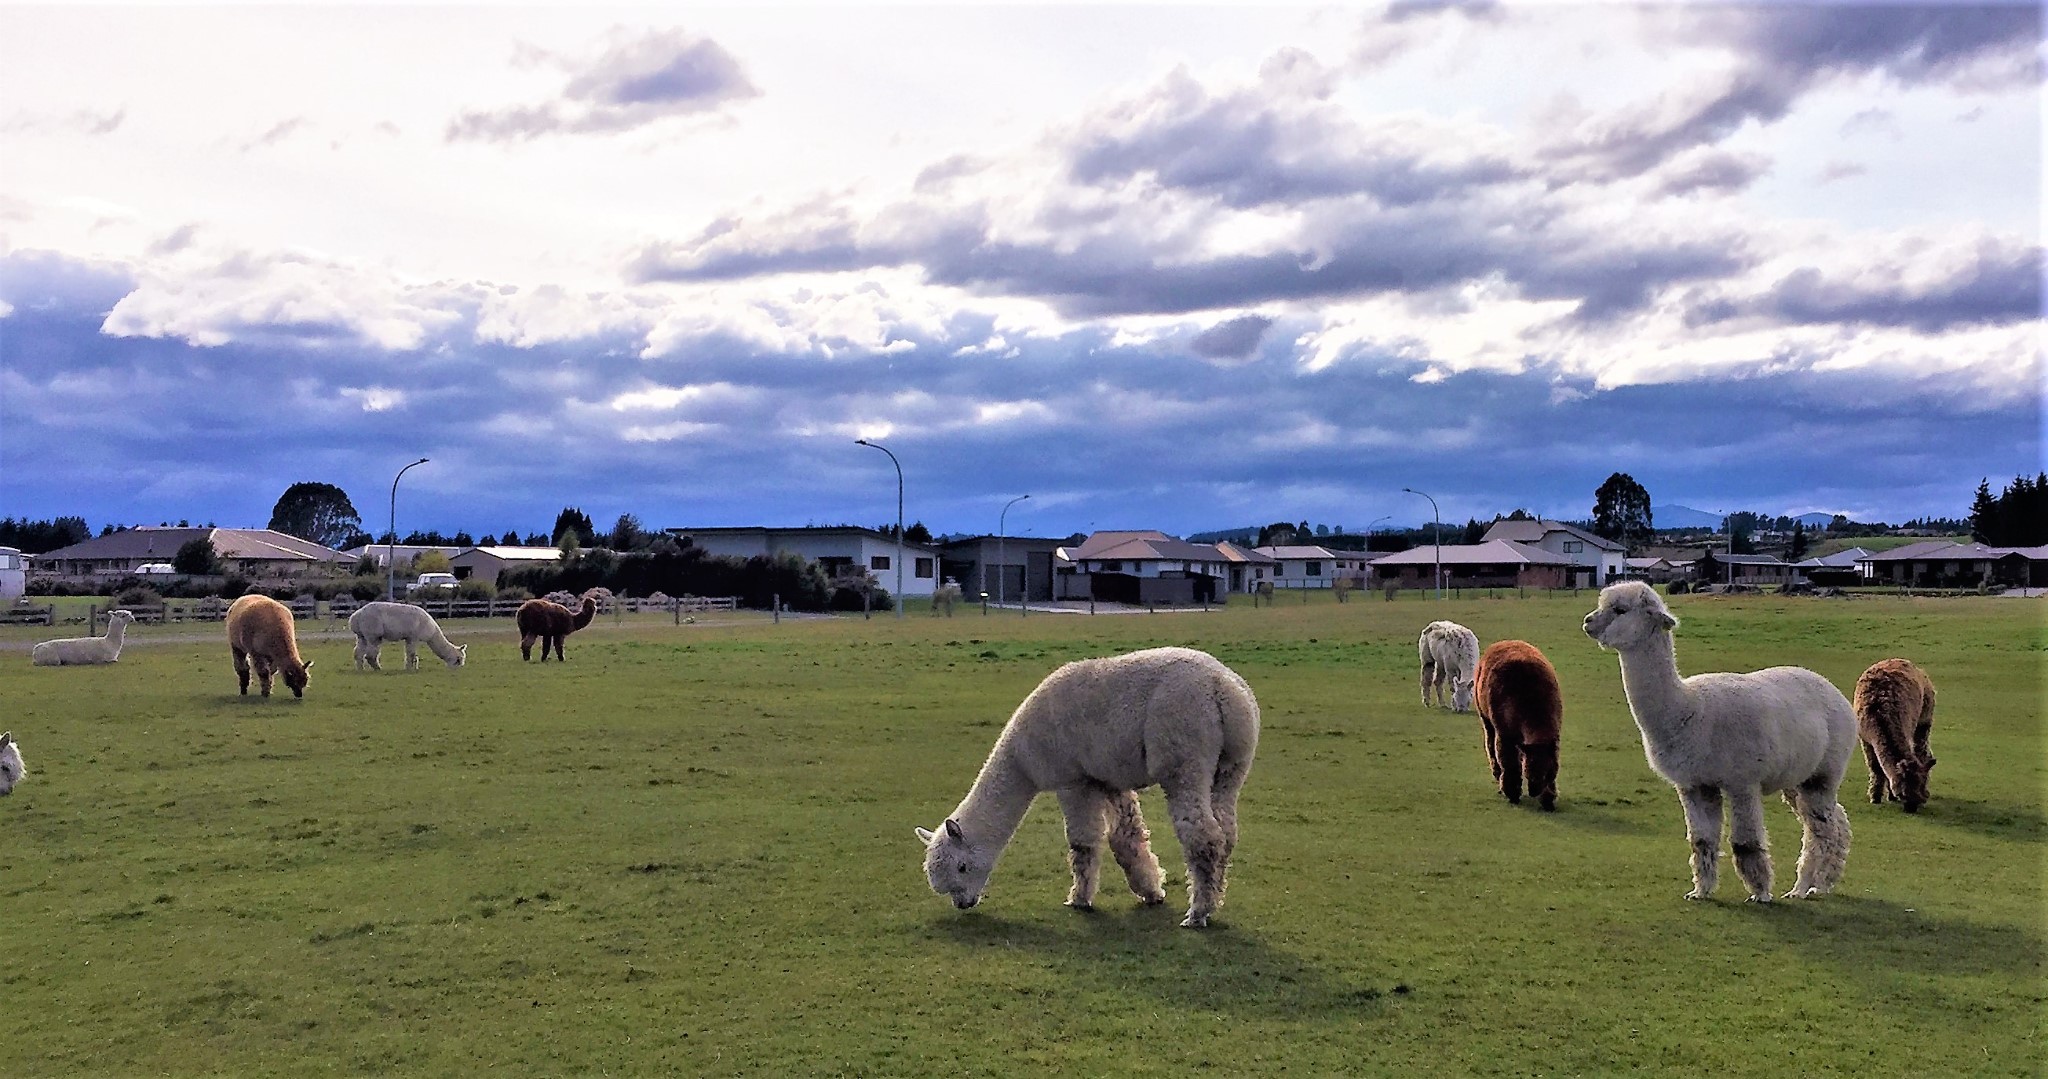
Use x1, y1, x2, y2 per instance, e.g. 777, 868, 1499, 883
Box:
31, 609, 136, 666
916, 646, 1260, 928
0, 732, 24, 796
1583, 582, 1853, 902
348, 601, 467, 671
1418, 619, 1480, 712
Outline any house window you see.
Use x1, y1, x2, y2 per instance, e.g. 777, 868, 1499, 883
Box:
1102, 561, 1122, 572
1563, 541, 1584, 554
915, 557, 934, 579
1306, 561, 1322, 576
871, 555, 890, 571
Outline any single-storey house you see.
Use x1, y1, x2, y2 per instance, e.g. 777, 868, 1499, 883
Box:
450, 545, 563, 585
670, 526, 941, 598
33, 527, 352, 580
1790, 547, 1874, 586
1370, 540, 1574, 590
1696, 551, 1795, 586
1213, 541, 1278, 594
1479, 519, 1627, 588
1855, 541, 2048, 589
0, 546, 24, 598
343, 544, 464, 570
1253, 545, 1372, 589
1055, 530, 1232, 604
936, 535, 1067, 603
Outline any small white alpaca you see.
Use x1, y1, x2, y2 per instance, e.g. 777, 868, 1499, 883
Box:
0, 732, 24, 796
1583, 582, 1854, 902
348, 601, 467, 671
31, 609, 137, 666
1418, 619, 1480, 711
916, 646, 1260, 928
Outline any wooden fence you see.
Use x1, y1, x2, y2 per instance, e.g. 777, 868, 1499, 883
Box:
19, 595, 741, 632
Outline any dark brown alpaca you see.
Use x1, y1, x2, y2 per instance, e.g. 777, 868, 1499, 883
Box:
1853, 658, 1936, 812
1473, 639, 1564, 810
517, 596, 597, 661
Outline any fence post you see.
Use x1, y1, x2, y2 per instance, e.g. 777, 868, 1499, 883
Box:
774, 593, 782, 624
90, 604, 99, 634
674, 598, 681, 626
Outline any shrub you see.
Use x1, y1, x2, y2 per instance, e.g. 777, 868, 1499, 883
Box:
348, 578, 385, 601
495, 585, 532, 603
455, 579, 495, 601
113, 585, 164, 608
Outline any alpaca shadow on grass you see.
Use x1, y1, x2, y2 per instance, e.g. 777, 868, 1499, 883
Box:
928, 907, 1398, 1019
1745, 894, 2042, 981
1902, 795, 2046, 842
1536, 801, 1658, 836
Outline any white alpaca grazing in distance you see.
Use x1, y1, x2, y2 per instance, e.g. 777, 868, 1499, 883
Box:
916, 646, 1260, 928
348, 601, 467, 672
1583, 582, 1854, 902
1418, 619, 1480, 712
31, 609, 136, 666
0, 732, 24, 796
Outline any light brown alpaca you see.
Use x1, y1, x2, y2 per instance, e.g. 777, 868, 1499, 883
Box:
1473, 639, 1564, 810
1853, 658, 1937, 812
517, 596, 597, 661
226, 594, 314, 698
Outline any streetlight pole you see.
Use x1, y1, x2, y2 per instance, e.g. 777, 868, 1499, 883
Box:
1402, 487, 1442, 599
998, 494, 1030, 610
855, 438, 905, 617
387, 457, 429, 600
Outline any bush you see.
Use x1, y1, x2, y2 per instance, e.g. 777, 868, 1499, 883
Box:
830, 584, 889, 613
113, 585, 164, 608
348, 578, 385, 601
455, 579, 495, 601
495, 585, 532, 603
218, 576, 250, 599
1667, 581, 1689, 595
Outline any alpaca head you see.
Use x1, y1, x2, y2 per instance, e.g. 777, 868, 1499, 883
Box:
108, 609, 136, 628
1451, 675, 1475, 712
1583, 581, 1677, 651
284, 659, 314, 699
0, 732, 23, 796
915, 817, 993, 909
444, 643, 468, 670
1894, 755, 1932, 812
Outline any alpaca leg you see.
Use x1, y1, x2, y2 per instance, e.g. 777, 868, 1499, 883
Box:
1420, 657, 1435, 707
404, 639, 419, 672
1728, 786, 1773, 902
1496, 734, 1523, 804
233, 647, 252, 695
1480, 713, 1502, 785
1106, 789, 1166, 905
1523, 742, 1559, 811
365, 637, 382, 672
1862, 741, 1889, 804
1678, 785, 1724, 900
1787, 777, 1851, 898
1055, 786, 1111, 910
520, 634, 535, 661
1164, 778, 1227, 928
254, 656, 276, 698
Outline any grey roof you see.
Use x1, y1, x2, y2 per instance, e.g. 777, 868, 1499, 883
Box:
1792, 547, 1874, 569
1370, 540, 1574, 567
1704, 552, 1790, 566
39, 527, 351, 563
1857, 541, 2048, 563
1480, 519, 1626, 551
1069, 531, 1226, 563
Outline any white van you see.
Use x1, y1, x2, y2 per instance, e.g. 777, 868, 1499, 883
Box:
407, 572, 458, 595
136, 563, 176, 576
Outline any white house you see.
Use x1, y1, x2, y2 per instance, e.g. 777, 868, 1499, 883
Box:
343, 544, 464, 569
0, 546, 24, 598
1057, 530, 1233, 604
1479, 519, 1627, 588
449, 545, 563, 585
1252, 545, 1372, 589
671, 526, 940, 598
1213, 541, 1277, 593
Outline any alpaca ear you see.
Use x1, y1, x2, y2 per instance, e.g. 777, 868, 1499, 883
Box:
0, 732, 11, 749
303, 659, 316, 671
1655, 609, 1678, 630
944, 818, 964, 842
915, 826, 936, 845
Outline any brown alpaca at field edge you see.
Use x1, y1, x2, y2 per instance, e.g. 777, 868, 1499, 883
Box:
1473, 639, 1564, 810
1853, 658, 1937, 812
225, 594, 314, 698
517, 596, 597, 661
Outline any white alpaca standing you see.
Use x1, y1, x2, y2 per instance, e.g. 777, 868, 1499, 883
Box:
1583, 582, 1853, 901
1418, 620, 1480, 712
916, 646, 1260, 928
348, 601, 467, 671
31, 609, 137, 666
0, 732, 24, 796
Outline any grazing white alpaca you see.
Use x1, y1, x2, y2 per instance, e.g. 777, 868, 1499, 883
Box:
916, 646, 1260, 928
31, 609, 137, 666
348, 601, 467, 672
1583, 582, 1854, 902
1418, 620, 1480, 711
0, 732, 24, 796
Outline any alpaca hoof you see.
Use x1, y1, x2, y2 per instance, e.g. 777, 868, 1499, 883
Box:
1065, 899, 1094, 912
1780, 886, 1817, 900
1684, 889, 1711, 901
1539, 796, 1556, 812
1745, 893, 1772, 904
1180, 912, 1210, 929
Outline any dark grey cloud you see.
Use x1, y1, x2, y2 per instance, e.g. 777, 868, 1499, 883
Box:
1688, 238, 2043, 333
447, 28, 759, 142
1189, 315, 1275, 360
1652, 150, 1770, 197
1550, 4, 2040, 179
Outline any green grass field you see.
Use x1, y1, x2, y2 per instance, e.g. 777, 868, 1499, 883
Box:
2, 592, 2040, 1076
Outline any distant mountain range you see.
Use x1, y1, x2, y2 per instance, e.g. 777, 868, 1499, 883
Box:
1654, 506, 1840, 530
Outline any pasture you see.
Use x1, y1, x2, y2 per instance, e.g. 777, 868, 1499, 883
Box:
1, 592, 2040, 1076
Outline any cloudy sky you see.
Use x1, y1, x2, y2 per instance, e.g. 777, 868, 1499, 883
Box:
1, 3, 2039, 541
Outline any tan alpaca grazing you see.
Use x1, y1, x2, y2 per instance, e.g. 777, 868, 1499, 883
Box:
1853, 659, 1937, 812
517, 596, 597, 661
225, 594, 314, 699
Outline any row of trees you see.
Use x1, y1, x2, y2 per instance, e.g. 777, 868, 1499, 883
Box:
1970, 474, 2048, 547
501, 546, 883, 612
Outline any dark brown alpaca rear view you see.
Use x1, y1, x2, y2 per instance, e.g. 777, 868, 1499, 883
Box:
517, 596, 597, 661
1853, 658, 1936, 812
1473, 639, 1564, 810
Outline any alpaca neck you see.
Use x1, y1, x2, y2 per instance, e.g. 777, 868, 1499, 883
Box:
103, 619, 128, 648
424, 630, 462, 664
950, 741, 1037, 853
1616, 631, 1702, 748
571, 602, 596, 630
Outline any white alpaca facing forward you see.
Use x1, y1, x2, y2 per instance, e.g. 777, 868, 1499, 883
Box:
348, 601, 467, 671
1583, 582, 1853, 901
1418, 620, 1480, 711
916, 646, 1259, 928
0, 732, 24, 796
31, 609, 136, 666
